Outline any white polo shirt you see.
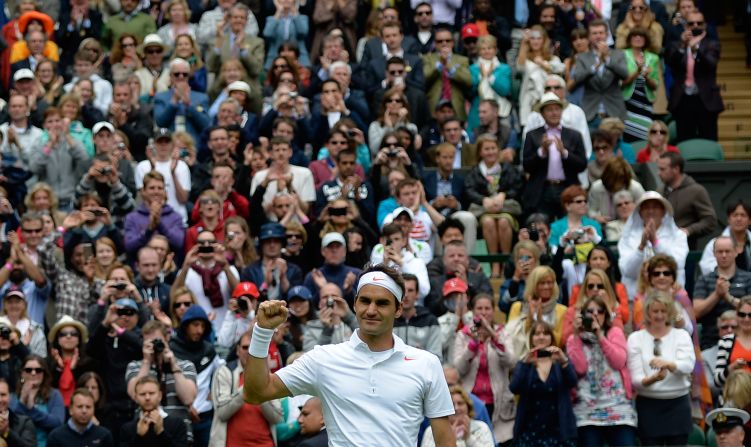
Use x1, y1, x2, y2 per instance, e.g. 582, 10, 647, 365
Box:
276, 331, 454, 447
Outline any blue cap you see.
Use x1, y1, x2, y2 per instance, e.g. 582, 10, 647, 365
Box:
287, 285, 313, 301
115, 298, 138, 310
259, 223, 286, 241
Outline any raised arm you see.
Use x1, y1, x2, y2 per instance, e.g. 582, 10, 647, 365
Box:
244, 300, 293, 404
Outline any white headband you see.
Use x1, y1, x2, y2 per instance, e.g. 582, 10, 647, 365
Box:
356, 271, 403, 302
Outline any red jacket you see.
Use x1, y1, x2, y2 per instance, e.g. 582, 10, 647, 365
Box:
190, 191, 249, 224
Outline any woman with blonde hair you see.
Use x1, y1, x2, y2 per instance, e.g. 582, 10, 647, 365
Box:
562, 269, 625, 344
516, 25, 565, 126
208, 59, 251, 112
156, 33, 206, 92
161, 286, 198, 329
505, 266, 568, 359
635, 120, 680, 163
157, 0, 197, 51
57, 93, 95, 156
615, 0, 664, 53
627, 290, 695, 445
468, 35, 512, 131
25, 183, 66, 226
93, 237, 118, 280
172, 130, 197, 168
223, 216, 257, 269
35, 59, 64, 105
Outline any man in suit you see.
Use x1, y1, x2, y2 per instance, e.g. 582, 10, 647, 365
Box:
422, 26, 472, 122
328, 62, 370, 124
423, 143, 477, 253
665, 10, 724, 141
371, 57, 431, 130
572, 20, 629, 125
426, 118, 477, 168
360, 6, 421, 64
522, 92, 587, 219
308, 79, 367, 151
153, 59, 211, 144
413, 2, 436, 54
359, 21, 424, 95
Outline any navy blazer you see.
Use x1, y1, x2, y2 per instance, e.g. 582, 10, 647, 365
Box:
423, 170, 467, 209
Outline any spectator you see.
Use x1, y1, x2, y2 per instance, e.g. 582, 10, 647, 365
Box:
216, 282, 259, 350
627, 291, 695, 446
700, 200, 751, 275
620, 28, 661, 142
423, 27, 472, 122
371, 57, 431, 132
10, 354, 66, 445
108, 83, 154, 161
34, 60, 64, 106
658, 152, 717, 248
156, 0, 197, 52
465, 135, 523, 277
263, 1, 310, 69
119, 376, 188, 446
75, 151, 136, 220
427, 241, 493, 318
124, 171, 186, 260
0, 318, 31, 391
361, 21, 424, 95
517, 26, 565, 126
134, 34, 169, 100
310, 130, 365, 189
566, 294, 637, 446
370, 135, 419, 206
702, 310, 737, 396
499, 241, 541, 314
472, 99, 516, 162
588, 157, 644, 226
0, 377, 36, 447
618, 191, 688, 298
468, 35, 512, 133
453, 294, 516, 444
302, 282, 357, 351
46, 388, 114, 447
522, 93, 587, 219
134, 246, 171, 314
714, 297, 751, 389
370, 224, 430, 302
209, 332, 282, 446
197, 0, 259, 51
185, 190, 225, 252
634, 120, 679, 163
0, 288, 45, 357
303, 232, 361, 305
154, 58, 211, 144
57, 94, 95, 157
9, 67, 50, 128
694, 236, 751, 350
572, 19, 629, 125
101, 0, 156, 49
55, 0, 103, 77
412, 3, 435, 54
393, 273, 442, 360
0, 220, 48, 326
63, 51, 113, 116
509, 320, 577, 445
0, 94, 44, 169
314, 148, 374, 223
240, 223, 303, 300
368, 89, 420, 156
615, 0, 665, 53
421, 385, 494, 447
666, 10, 723, 141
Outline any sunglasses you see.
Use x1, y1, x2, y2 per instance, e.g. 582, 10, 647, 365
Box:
594, 145, 610, 152
416, 10, 431, 15
435, 39, 453, 44
22, 227, 43, 233
122, 42, 136, 48
649, 129, 668, 135
330, 140, 348, 145
650, 270, 674, 277
146, 48, 163, 54
687, 21, 704, 26
286, 234, 302, 240
587, 283, 605, 290
197, 240, 215, 246
389, 70, 405, 76
737, 311, 751, 319
630, 5, 647, 10
173, 301, 192, 309
172, 72, 190, 78
59, 330, 80, 338
117, 308, 137, 317
240, 345, 250, 350
387, 98, 403, 104
23, 367, 44, 374
653, 338, 661, 356
719, 324, 738, 330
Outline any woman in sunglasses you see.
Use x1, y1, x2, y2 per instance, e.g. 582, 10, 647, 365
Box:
714, 297, 751, 388
47, 316, 95, 408
10, 354, 65, 445
627, 290, 695, 446
164, 286, 199, 329
567, 293, 637, 446
185, 189, 225, 252
562, 269, 627, 344
368, 88, 419, 156
635, 120, 680, 163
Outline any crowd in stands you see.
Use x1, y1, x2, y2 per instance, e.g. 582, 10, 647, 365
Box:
0, 0, 747, 445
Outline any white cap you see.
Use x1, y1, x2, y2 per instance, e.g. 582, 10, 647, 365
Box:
321, 232, 346, 248
227, 80, 251, 95
381, 206, 414, 228
13, 69, 34, 82
142, 33, 166, 49
92, 121, 115, 134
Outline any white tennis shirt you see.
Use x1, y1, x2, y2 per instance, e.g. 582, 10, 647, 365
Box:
276, 330, 454, 446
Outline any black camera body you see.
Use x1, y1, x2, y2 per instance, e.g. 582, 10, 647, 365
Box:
582, 314, 594, 331
528, 223, 539, 242
237, 297, 249, 312
152, 338, 165, 354
198, 245, 214, 254
112, 282, 128, 291
0, 326, 11, 340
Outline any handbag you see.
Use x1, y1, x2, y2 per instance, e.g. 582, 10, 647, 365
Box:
468, 198, 523, 219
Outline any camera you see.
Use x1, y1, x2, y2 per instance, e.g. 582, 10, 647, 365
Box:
180, 148, 190, 158
0, 326, 10, 340
112, 282, 128, 291
92, 209, 105, 217
288, 92, 298, 99
691, 27, 703, 36
582, 314, 594, 331
198, 245, 214, 254
152, 338, 165, 354
473, 318, 483, 330
536, 349, 552, 358
227, 232, 236, 241
571, 229, 585, 241
237, 297, 249, 312
346, 129, 356, 139
327, 297, 335, 308
99, 167, 112, 176
527, 223, 539, 242
387, 150, 398, 158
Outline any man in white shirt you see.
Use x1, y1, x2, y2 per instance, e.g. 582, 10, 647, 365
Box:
244, 264, 456, 447
250, 137, 315, 216
135, 128, 191, 224
0, 93, 43, 168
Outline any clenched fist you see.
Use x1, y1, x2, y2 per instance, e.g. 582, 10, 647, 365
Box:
257, 300, 289, 330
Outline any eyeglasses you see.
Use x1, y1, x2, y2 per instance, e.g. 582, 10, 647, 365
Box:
387, 98, 403, 104
388, 69, 405, 76
122, 42, 136, 48
146, 48, 163, 54
650, 270, 674, 277
649, 129, 668, 135
199, 198, 219, 205
172, 72, 190, 78
653, 338, 662, 356
435, 39, 453, 44
630, 5, 647, 11
687, 21, 705, 26
719, 324, 738, 330
616, 201, 633, 207
544, 85, 563, 91
59, 330, 80, 338
416, 10, 431, 15
116, 308, 137, 317
572, 199, 587, 204
173, 301, 192, 309
22, 227, 43, 233
587, 283, 605, 290
197, 240, 215, 246
737, 311, 751, 319
594, 145, 610, 152
23, 367, 44, 374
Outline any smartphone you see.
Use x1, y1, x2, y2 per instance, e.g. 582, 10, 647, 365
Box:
536, 349, 552, 358
81, 243, 93, 259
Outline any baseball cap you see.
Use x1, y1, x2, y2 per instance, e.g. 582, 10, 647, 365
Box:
259, 223, 286, 241
321, 232, 345, 248
435, 98, 454, 111
115, 298, 139, 310
13, 69, 34, 82
382, 206, 414, 227
155, 128, 172, 141
287, 285, 313, 301
461, 23, 479, 40
232, 282, 260, 299
227, 80, 251, 95
92, 121, 115, 135
442, 278, 468, 296
3, 288, 25, 301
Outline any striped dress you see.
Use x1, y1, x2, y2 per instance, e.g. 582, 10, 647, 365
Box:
624, 76, 653, 142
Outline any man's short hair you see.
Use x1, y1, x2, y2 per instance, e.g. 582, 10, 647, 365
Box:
588, 19, 608, 31
142, 320, 170, 337
321, 79, 341, 93
713, 235, 734, 251
443, 239, 466, 252
357, 263, 405, 307
479, 99, 499, 110
395, 178, 419, 196
381, 20, 403, 35
273, 116, 297, 133
434, 25, 453, 36
135, 375, 161, 392
212, 160, 235, 173
270, 136, 291, 148
334, 148, 356, 162
207, 125, 228, 139
386, 56, 406, 68
169, 58, 190, 72
322, 33, 344, 47
659, 151, 685, 173
719, 310, 737, 322
382, 223, 402, 238
440, 117, 462, 130
434, 142, 455, 158
74, 50, 95, 63
71, 388, 95, 403
414, 1, 431, 10
437, 218, 465, 238
402, 273, 419, 291
221, 97, 243, 115
137, 245, 159, 263
727, 199, 751, 218
329, 61, 351, 76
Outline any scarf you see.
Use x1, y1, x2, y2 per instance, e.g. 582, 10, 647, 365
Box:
478, 56, 512, 117
479, 161, 502, 194
191, 262, 224, 307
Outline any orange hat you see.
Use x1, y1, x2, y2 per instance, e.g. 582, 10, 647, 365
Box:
18, 11, 54, 36
232, 282, 260, 299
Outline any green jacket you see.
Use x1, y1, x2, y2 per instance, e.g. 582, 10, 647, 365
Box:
102, 12, 157, 50
622, 49, 660, 103
422, 52, 472, 122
